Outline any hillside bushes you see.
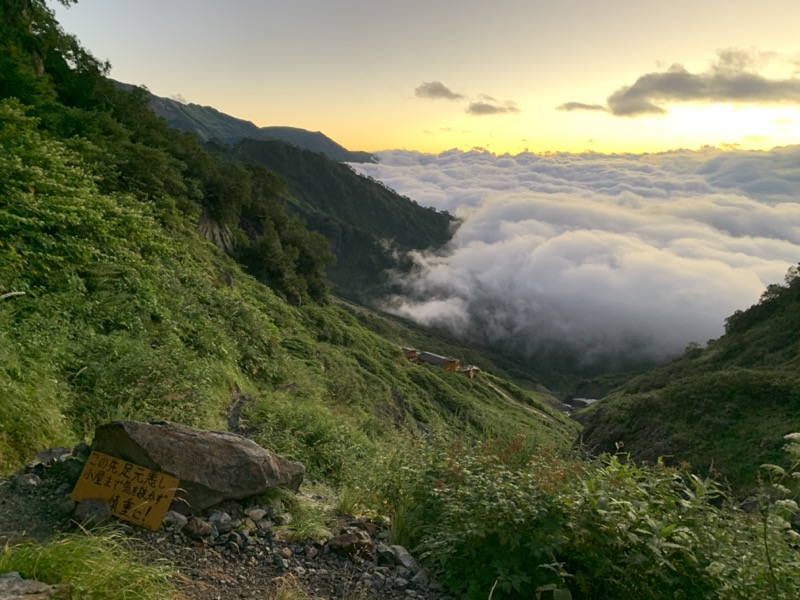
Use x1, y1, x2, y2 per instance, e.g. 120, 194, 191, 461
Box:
372, 437, 800, 599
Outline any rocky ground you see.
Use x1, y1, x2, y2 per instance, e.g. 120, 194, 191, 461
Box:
0, 448, 454, 600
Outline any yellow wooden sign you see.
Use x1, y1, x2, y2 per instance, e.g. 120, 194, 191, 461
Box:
70, 450, 179, 531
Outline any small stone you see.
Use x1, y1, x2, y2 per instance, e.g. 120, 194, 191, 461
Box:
36, 447, 71, 465
306, 546, 319, 559
279, 547, 293, 559
394, 577, 410, 590
390, 545, 421, 573
73, 499, 112, 527
411, 569, 429, 588
72, 441, 91, 460
274, 511, 292, 526
15, 473, 41, 490
209, 510, 234, 533
244, 507, 268, 521
183, 516, 215, 539
57, 495, 76, 515
162, 510, 189, 530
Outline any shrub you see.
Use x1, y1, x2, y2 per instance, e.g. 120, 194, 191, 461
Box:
374, 439, 800, 599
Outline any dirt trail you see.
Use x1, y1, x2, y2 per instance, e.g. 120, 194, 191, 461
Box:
484, 380, 560, 427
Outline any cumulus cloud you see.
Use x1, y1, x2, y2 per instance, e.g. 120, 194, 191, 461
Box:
466, 95, 521, 115
351, 145, 800, 367
562, 49, 800, 117
415, 81, 464, 100
414, 82, 520, 116
557, 101, 607, 112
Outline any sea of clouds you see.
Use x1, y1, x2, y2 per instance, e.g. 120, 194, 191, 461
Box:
351, 146, 800, 366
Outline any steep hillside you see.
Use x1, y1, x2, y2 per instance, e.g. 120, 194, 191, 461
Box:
233, 139, 454, 299
0, 97, 576, 476
144, 89, 375, 162
577, 265, 800, 492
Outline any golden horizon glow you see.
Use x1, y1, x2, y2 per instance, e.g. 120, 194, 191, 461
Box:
51, 0, 800, 157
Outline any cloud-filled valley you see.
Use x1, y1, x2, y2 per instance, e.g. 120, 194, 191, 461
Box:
352, 146, 800, 367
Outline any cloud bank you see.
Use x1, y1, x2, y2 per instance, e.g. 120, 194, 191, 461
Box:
563, 49, 800, 116
352, 146, 800, 366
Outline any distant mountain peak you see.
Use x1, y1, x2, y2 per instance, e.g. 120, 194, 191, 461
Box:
125, 83, 376, 163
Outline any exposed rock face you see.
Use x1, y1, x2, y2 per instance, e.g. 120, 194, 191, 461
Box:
196, 213, 235, 254
91, 421, 305, 514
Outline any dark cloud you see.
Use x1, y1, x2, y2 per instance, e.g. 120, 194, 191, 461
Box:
557, 101, 606, 112
415, 83, 521, 116
562, 49, 800, 117
415, 81, 464, 100
351, 146, 800, 365
466, 95, 520, 115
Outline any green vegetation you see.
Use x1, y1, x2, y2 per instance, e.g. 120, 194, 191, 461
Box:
0, 529, 174, 599
369, 436, 800, 599
579, 263, 800, 493
2, 2, 800, 599
234, 139, 454, 300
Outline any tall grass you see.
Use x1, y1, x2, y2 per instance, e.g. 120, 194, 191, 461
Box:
0, 529, 175, 600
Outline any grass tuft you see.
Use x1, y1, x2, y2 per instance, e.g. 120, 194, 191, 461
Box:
0, 528, 175, 600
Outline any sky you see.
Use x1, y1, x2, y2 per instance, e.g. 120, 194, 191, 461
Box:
52, 0, 800, 155
50, 1, 800, 365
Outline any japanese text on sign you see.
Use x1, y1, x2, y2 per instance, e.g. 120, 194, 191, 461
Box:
71, 450, 179, 531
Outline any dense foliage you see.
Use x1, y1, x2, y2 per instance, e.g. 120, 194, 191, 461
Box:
579, 263, 800, 492
368, 436, 800, 599
234, 139, 454, 299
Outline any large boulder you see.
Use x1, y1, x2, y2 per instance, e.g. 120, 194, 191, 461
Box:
91, 421, 304, 514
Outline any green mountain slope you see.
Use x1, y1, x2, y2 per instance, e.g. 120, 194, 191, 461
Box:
232, 138, 454, 299
577, 266, 800, 492
144, 88, 375, 162
0, 97, 576, 475
4, 5, 800, 598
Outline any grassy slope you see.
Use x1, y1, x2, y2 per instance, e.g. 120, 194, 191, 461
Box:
577, 275, 800, 493
0, 99, 577, 478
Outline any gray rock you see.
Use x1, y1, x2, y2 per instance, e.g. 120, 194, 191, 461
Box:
72, 499, 112, 527
244, 507, 268, 521
15, 473, 41, 490
411, 568, 430, 587
208, 510, 233, 533
162, 510, 189, 530
394, 577, 410, 590
0, 572, 68, 599
390, 544, 421, 573
36, 447, 71, 465
72, 441, 91, 460
91, 421, 305, 513
56, 496, 76, 516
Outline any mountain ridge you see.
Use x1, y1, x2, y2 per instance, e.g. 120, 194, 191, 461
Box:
138, 84, 376, 163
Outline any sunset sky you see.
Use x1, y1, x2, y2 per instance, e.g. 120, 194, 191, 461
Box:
52, 0, 800, 155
